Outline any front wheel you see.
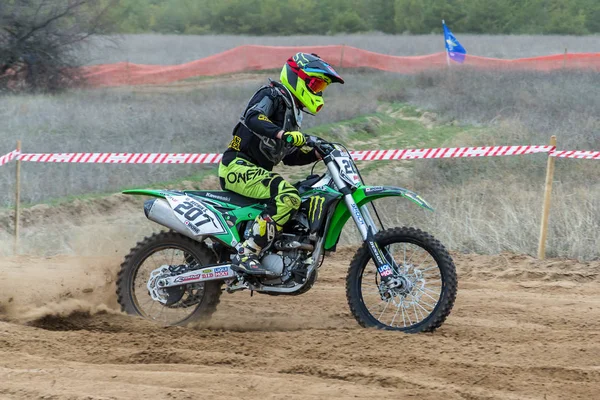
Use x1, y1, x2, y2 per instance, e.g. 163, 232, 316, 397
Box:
346, 227, 457, 332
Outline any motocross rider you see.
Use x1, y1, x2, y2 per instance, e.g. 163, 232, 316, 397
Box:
218, 52, 344, 276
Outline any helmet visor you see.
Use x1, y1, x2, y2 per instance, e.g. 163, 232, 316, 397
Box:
306, 76, 329, 94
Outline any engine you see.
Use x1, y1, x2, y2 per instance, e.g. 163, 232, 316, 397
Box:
258, 233, 314, 285
239, 209, 315, 287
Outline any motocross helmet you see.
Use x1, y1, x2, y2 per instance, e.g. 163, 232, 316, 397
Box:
280, 52, 344, 115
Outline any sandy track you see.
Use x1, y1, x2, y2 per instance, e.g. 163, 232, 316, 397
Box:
0, 251, 599, 399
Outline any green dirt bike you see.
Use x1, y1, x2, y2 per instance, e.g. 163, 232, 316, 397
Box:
117, 136, 457, 332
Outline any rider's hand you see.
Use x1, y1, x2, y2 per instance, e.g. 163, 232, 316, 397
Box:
282, 131, 306, 147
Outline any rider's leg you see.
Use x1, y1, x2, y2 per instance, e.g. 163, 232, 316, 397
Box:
234, 177, 300, 275
218, 158, 301, 275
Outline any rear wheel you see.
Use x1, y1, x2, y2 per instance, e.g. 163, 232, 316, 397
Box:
116, 231, 222, 326
346, 227, 457, 333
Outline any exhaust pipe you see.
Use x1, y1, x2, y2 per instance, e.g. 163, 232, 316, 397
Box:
144, 198, 201, 240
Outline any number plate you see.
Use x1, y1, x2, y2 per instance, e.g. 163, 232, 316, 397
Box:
335, 155, 361, 185
165, 195, 227, 236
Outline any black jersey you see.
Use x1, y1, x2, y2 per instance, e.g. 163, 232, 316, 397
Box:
222, 81, 318, 171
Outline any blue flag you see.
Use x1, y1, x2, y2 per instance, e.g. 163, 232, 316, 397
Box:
443, 21, 466, 64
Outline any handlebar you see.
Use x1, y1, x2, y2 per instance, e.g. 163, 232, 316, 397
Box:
305, 135, 336, 158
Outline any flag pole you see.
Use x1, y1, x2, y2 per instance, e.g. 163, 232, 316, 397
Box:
443, 20, 450, 67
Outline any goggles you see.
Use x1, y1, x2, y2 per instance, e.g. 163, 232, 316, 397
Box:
288, 59, 330, 94
305, 76, 329, 94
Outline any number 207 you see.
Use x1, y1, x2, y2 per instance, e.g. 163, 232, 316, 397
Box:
173, 202, 214, 227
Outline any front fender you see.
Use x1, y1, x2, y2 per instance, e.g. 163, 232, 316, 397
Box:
324, 185, 433, 250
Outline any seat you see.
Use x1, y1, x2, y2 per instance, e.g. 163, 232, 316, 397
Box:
185, 190, 268, 208
294, 174, 323, 194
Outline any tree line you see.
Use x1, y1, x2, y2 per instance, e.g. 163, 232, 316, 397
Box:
113, 0, 600, 35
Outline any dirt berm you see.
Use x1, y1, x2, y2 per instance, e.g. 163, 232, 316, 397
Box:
0, 197, 599, 399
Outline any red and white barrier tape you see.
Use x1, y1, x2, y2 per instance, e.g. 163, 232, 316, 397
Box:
16, 152, 223, 164
550, 150, 600, 159
0, 150, 19, 166
1, 146, 599, 167
349, 145, 554, 161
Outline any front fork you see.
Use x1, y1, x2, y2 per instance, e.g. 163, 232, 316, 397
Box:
326, 156, 398, 284
345, 196, 396, 280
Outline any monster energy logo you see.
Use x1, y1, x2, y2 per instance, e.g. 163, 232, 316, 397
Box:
308, 196, 325, 222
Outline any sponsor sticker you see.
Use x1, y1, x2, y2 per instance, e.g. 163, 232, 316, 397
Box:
205, 192, 231, 202
174, 274, 201, 283
368, 241, 385, 266
377, 263, 393, 277
166, 194, 227, 236
184, 220, 201, 234
351, 203, 364, 224
173, 268, 230, 283
365, 186, 385, 194
378, 264, 392, 272
308, 196, 325, 222
380, 269, 393, 277
226, 168, 269, 184
228, 135, 242, 151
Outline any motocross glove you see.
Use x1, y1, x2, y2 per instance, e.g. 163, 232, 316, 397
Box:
283, 131, 306, 147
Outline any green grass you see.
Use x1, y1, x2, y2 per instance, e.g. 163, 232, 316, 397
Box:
307, 103, 482, 150
305, 102, 484, 176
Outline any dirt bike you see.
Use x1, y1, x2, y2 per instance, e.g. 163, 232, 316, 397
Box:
116, 136, 457, 332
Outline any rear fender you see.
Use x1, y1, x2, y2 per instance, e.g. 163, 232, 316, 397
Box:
123, 189, 169, 198
124, 189, 256, 247
323, 185, 433, 250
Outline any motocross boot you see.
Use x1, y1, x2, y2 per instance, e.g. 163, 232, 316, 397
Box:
231, 215, 279, 277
